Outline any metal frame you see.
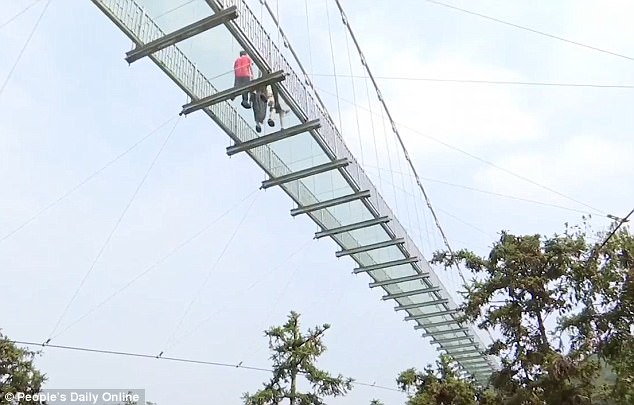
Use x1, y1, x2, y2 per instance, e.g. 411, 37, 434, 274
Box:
261, 158, 349, 189
353, 257, 418, 274
291, 190, 370, 216
226, 119, 320, 156
335, 238, 404, 257
421, 327, 470, 337
453, 352, 486, 360
368, 273, 428, 288
431, 335, 474, 344
180, 70, 286, 115
436, 342, 479, 350
405, 309, 459, 320
314, 216, 390, 239
394, 298, 448, 310
125, 7, 238, 63
384, 288, 441, 301
414, 318, 462, 329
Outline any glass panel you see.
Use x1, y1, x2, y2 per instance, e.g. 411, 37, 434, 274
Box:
268, 132, 329, 174
352, 245, 406, 268
343, 224, 391, 246
314, 200, 374, 228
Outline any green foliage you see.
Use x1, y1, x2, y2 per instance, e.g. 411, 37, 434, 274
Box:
369, 400, 384, 405
397, 355, 502, 405
0, 331, 46, 405
243, 311, 353, 405
428, 218, 634, 405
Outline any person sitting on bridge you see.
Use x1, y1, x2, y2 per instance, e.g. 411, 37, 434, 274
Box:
233, 50, 253, 109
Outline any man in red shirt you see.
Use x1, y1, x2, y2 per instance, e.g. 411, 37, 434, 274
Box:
233, 50, 253, 109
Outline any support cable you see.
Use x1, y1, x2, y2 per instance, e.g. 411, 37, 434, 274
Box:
378, 100, 399, 216
332, 0, 605, 217
423, 0, 634, 62
364, 164, 598, 215
171, 242, 313, 355
0, 116, 177, 245
363, 76, 382, 193
0, 0, 43, 30
303, 0, 314, 81
14, 340, 401, 393
325, 0, 344, 131
47, 188, 260, 342
314, 84, 607, 217
0, 0, 51, 100
155, 0, 196, 19
332, 1, 500, 355
47, 118, 181, 342
162, 193, 259, 351
309, 73, 634, 89
341, 13, 364, 165
331, 0, 456, 267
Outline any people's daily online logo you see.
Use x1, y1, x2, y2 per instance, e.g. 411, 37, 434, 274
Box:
4, 390, 143, 404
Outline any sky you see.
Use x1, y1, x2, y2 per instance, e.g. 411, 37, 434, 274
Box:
1, 0, 633, 404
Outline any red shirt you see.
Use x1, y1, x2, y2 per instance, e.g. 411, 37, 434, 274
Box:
234, 55, 252, 78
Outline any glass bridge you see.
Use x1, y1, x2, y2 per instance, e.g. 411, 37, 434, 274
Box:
90, 0, 497, 383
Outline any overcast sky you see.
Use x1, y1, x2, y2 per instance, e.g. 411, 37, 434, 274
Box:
1, 0, 633, 404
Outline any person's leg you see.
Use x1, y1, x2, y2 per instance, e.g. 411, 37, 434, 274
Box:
253, 93, 266, 133
236, 76, 251, 108
267, 98, 276, 127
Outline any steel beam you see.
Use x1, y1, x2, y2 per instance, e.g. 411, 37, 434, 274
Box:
385, 288, 441, 301
291, 190, 370, 216
469, 364, 492, 374
404, 309, 459, 320
335, 238, 404, 257
431, 335, 474, 344
227, 119, 320, 156
353, 257, 418, 274
405, 315, 460, 329
449, 351, 483, 360
369, 273, 428, 288
449, 353, 484, 362
314, 216, 389, 239
436, 342, 479, 350
261, 159, 349, 189
394, 299, 449, 311
455, 356, 487, 363
421, 327, 470, 337
180, 70, 286, 115
472, 368, 493, 373
125, 7, 238, 63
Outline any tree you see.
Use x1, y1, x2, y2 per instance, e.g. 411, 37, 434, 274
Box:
0, 331, 46, 405
430, 218, 634, 405
397, 355, 502, 405
369, 400, 384, 405
242, 311, 353, 405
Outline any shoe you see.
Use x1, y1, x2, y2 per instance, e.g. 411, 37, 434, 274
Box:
256, 123, 262, 133
241, 100, 251, 109
267, 119, 275, 127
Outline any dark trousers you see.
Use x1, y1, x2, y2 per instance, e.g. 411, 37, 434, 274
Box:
251, 92, 268, 124
234, 76, 251, 103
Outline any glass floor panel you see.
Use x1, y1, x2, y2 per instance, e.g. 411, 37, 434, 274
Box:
351, 245, 407, 267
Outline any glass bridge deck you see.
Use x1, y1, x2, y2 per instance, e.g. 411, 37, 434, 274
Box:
90, 0, 496, 382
